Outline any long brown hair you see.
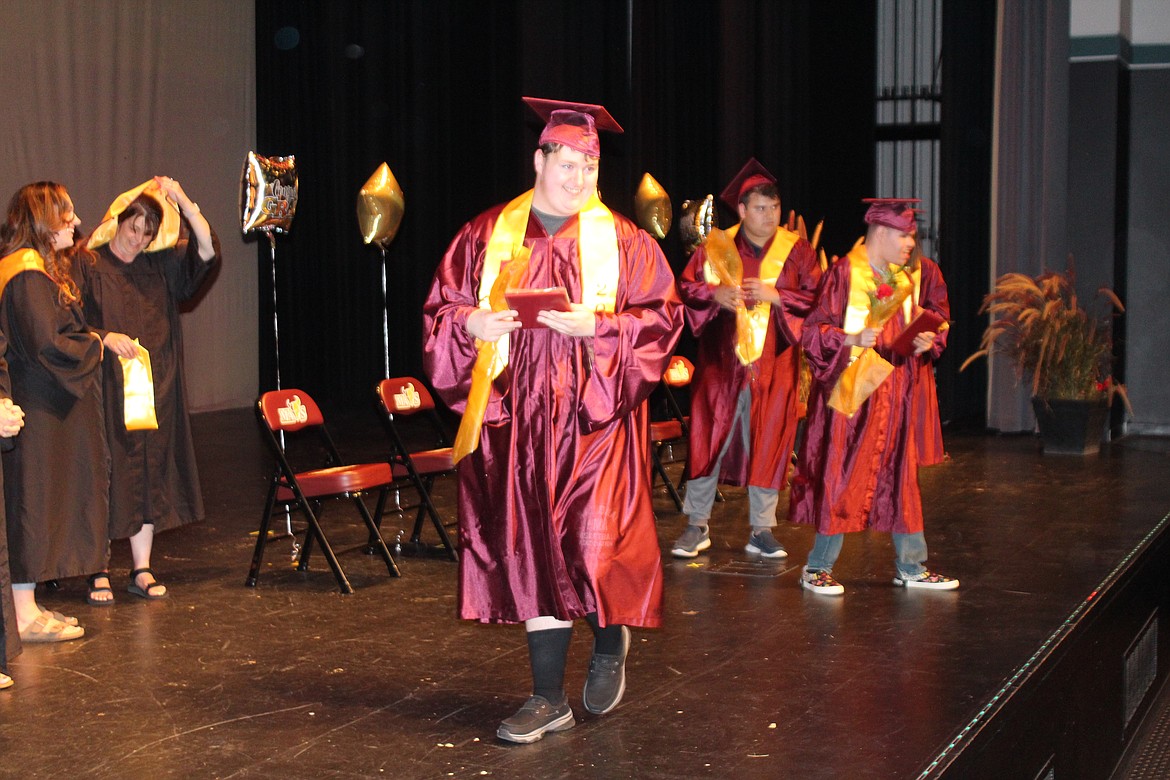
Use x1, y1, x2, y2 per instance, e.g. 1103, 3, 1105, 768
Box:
0, 181, 81, 304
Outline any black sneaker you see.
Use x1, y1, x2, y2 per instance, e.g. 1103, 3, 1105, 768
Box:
582, 625, 630, 715
496, 695, 575, 744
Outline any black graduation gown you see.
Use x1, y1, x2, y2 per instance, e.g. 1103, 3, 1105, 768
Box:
0, 328, 19, 669
75, 232, 218, 539
1, 266, 109, 583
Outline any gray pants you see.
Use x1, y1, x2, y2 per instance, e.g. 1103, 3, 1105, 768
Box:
682, 385, 779, 529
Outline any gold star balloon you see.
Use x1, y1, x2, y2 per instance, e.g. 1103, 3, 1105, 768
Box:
357, 163, 405, 248
634, 172, 672, 240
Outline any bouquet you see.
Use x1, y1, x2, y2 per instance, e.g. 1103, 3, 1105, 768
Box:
827, 261, 914, 417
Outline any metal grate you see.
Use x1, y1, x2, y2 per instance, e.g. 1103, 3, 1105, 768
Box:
1125, 612, 1159, 727
702, 559, 795, 578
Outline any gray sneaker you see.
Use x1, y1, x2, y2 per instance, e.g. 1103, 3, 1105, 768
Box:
496, 695, 575, 743
671, 524, 711, 558
745, 528, 788, 558
583, 625, 630, 715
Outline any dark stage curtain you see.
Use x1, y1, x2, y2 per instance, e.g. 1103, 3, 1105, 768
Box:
254, 0, 984, 428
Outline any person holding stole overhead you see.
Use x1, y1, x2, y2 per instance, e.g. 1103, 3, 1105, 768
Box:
423, 98, 682, 743
671, 159, 820, 559
76, 176, 219, 605
789, 198, 957, 595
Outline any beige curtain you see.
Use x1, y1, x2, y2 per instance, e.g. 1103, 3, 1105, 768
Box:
0, 0, 257, 411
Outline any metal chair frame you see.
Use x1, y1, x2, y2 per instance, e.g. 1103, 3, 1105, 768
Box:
248, 389, 400, 594
375, 377, 459, 561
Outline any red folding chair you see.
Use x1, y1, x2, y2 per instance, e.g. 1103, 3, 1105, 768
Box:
376, 377, 459, 561
650, 356, 694, 510
248, 388, 400, 594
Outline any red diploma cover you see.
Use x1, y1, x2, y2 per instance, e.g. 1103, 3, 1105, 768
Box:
505, 287, 572, 329
891, 308, 946, 357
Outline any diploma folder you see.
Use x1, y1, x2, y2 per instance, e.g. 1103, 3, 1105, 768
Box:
504, 287, 572, 329
891, 308, 946, 357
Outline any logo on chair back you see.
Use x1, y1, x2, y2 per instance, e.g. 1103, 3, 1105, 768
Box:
393, 382, 422, 411
278, 395, 309, 425
666, 359, 690, 384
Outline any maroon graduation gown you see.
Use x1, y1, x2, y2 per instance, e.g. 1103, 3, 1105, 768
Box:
423, 204, 682, 627
678, 230, 819, 489
788, 255, 950, 535
1, 266, 109, 582
75, 231, 218, 539
913, 257, 948, 467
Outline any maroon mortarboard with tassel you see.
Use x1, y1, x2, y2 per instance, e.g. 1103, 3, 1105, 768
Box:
862, 197, 921, 233
719, 158, 777, 210
522, 97, 624, 158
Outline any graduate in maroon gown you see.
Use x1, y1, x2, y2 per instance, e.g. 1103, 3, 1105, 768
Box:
670, 159, 820, 560
423, 98, 682, 742
789, 198, 958, 595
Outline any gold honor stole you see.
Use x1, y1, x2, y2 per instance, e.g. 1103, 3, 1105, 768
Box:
0, 249, 53, 300
826, 242, 916, 417
478, 189, 619, 371
452, 190, 619, 464
703, 225, 798, 365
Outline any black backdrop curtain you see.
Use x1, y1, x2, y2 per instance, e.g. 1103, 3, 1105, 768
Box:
254, 0, 987, 427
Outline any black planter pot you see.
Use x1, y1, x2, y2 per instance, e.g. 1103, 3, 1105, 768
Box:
1031, 397, 1110, 455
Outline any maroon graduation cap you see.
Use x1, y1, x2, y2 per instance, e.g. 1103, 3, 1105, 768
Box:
862, 197, 921, 233
522, 97, 624, 157
719, 158, 777, 210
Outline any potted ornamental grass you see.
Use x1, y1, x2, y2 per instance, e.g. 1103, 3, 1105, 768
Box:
961, 260, 1131, 454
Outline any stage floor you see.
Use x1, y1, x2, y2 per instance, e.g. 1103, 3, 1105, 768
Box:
1, 408, 1168, 779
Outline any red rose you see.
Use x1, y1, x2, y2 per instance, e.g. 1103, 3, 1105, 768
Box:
876, 283, 894, 299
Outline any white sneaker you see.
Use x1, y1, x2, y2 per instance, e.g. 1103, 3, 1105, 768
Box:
893, 570, 959, 590
800, 565, 845, 596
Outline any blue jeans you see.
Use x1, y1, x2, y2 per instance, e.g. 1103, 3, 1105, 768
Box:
682, 385, 779, 529
806, 531, 928, 578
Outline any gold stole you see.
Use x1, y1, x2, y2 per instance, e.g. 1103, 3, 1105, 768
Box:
0, 249, 52, 300
825, 243, 914, 417
703, 225, 797, 365
452, 190, 619, 463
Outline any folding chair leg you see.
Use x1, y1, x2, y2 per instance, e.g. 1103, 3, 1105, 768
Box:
246, 482, 281, 587
354, 491, 400, 577
410, 475, 459, 562
653, 449, 684, 511
296, 499, 354, 594
364, 487, 392, 555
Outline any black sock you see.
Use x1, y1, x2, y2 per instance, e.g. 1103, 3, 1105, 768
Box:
584, 612, 625, 655
526, 627, 572, 704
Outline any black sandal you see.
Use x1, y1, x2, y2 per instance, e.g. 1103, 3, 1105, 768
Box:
86, 572, 115, 606
127, 568, 168, 600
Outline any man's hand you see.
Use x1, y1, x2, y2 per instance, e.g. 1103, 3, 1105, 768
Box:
741, 277, 779, 305
846, 327, 881, 349
538, 304, 596, 337
713, 284, 742, 312
466, 309, 522, 342
912, 331, 937, 356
